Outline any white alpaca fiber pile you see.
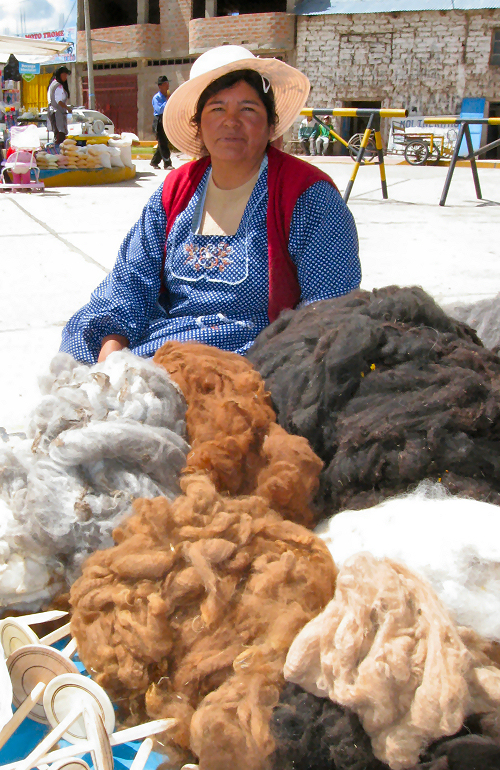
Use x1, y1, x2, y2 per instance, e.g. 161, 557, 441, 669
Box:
0, 350, 189, 610
315, 481, 500, 641
444, 293, 500, 351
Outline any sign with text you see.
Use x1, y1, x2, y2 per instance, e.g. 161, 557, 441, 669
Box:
19, 61, 41, 74
1, 1, 77, 64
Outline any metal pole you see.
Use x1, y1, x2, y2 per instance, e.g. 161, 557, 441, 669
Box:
373, 114, 388, 200
439, 123, 465, 206
83, 0, 95, 109
464, 123, 482, 201
344, 113, 375, 203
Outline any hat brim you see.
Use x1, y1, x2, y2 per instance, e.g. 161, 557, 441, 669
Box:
163, 57, 309, 157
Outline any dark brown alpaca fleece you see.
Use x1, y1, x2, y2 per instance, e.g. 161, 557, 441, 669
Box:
153, 341, 323, 526
70, 473, 336, 770
271, 685, 500, 770
271, 682, 389, 770
246, 285, 500, 511
415, 726, 500, 770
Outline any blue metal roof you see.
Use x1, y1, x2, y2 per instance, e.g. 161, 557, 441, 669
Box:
295, 0, 500, 15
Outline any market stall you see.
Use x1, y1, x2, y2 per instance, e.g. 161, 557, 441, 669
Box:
36, 135, 135, 187
1, 35, 135, 189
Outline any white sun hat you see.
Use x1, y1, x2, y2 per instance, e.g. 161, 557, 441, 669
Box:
163, 45, 310, 157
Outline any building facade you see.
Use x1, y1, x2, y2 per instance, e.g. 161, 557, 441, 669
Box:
74, 0, 500, 148
75, 0, 295, 138
294, 4, 500, 148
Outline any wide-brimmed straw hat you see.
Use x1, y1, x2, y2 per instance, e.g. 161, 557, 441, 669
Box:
163, 45, 310, 157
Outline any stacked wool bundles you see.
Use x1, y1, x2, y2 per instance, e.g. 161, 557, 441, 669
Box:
0, 350, 188, 609
60, 137, 79, 168
35, 151, 59, 170
284, 553, 500, 770
87, 143, 112, 169
153, 341, 323, 527
70, 473, 337, 770
316, 482, 500, 641
87, 144, 105, 168
247, 285, 500, 511
445, 293, 500, 353
69, 146, 102, 169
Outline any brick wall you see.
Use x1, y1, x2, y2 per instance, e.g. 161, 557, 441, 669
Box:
296, 10, 500, 116
160, 0, 191, 55
77, 24, 161, 60
189, 12, 295, 54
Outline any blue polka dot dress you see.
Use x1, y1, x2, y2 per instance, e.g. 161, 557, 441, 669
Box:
60, 159, 361, 363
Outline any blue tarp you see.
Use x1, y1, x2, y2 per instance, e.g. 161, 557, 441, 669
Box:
0, 649, 167, 770
458, 97, 486, 156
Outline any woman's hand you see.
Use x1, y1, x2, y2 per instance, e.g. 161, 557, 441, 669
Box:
98, 334, 129, 362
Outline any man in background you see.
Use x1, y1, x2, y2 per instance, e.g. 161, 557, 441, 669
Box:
150, 75, 172, 170
298, 114, 318, 156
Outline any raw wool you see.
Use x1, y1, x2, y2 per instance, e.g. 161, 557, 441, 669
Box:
70, 473, 337, 770
270, 685, 500, 770
246, 286, 500, 512
271, 682, 388, 770
416, 734, 500, 769
315, 481, 500, 642
153, 341, 323, 527
444, 293, 500, 353
283, 553, 500, 770
0, 350, 188, 610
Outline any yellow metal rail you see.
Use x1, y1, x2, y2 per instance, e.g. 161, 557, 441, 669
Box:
424, 117, 500, 125
298, 107, 408, 201
301, 108, 407, 119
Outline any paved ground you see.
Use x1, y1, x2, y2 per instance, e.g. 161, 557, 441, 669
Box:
1, 156, 499, 433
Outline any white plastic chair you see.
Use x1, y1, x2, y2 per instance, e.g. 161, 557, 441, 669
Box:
1, 150, 40, 182
1, 124, 44, 192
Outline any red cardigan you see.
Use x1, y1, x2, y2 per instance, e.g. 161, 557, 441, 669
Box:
161, 146, 337, 323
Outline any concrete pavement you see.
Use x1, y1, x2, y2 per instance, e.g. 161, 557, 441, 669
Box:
1, 157, 499, 433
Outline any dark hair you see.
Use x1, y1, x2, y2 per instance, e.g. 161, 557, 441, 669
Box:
53, 65, 70, 98
191, 69, 277, 132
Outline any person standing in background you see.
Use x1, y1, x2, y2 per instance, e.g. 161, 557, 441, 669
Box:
47, 65, 72, 145
150, 76, 173, 170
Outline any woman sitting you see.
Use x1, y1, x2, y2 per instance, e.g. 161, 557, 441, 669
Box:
60, 46, 361, 364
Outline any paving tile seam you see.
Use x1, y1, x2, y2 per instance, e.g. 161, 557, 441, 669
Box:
5, 198, 109, 274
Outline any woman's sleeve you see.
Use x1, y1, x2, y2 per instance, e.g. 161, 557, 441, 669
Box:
60, 184, 167, 363
288, 180, 361, 304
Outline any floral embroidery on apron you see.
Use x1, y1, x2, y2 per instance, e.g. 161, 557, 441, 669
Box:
167, 160, 267, 287
184, 242, 232, 273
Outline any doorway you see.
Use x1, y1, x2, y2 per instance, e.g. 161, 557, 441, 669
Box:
339, 100, 382, 155
82, 74, 138, 135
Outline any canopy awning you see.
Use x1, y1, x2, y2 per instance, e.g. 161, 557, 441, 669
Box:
0, 34, 69, 58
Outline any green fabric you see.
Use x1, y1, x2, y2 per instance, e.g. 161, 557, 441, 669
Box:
318, 123, 332, 137
298, 121, 318, 140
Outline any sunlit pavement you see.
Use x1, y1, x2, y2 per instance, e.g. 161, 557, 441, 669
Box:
1, 157, 499, 432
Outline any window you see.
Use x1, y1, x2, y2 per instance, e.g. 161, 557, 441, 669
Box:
491, 29, 500, 66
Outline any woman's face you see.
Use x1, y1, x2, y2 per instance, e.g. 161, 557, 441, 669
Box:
199, 80, 272, 165
60, 72, 68, 82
